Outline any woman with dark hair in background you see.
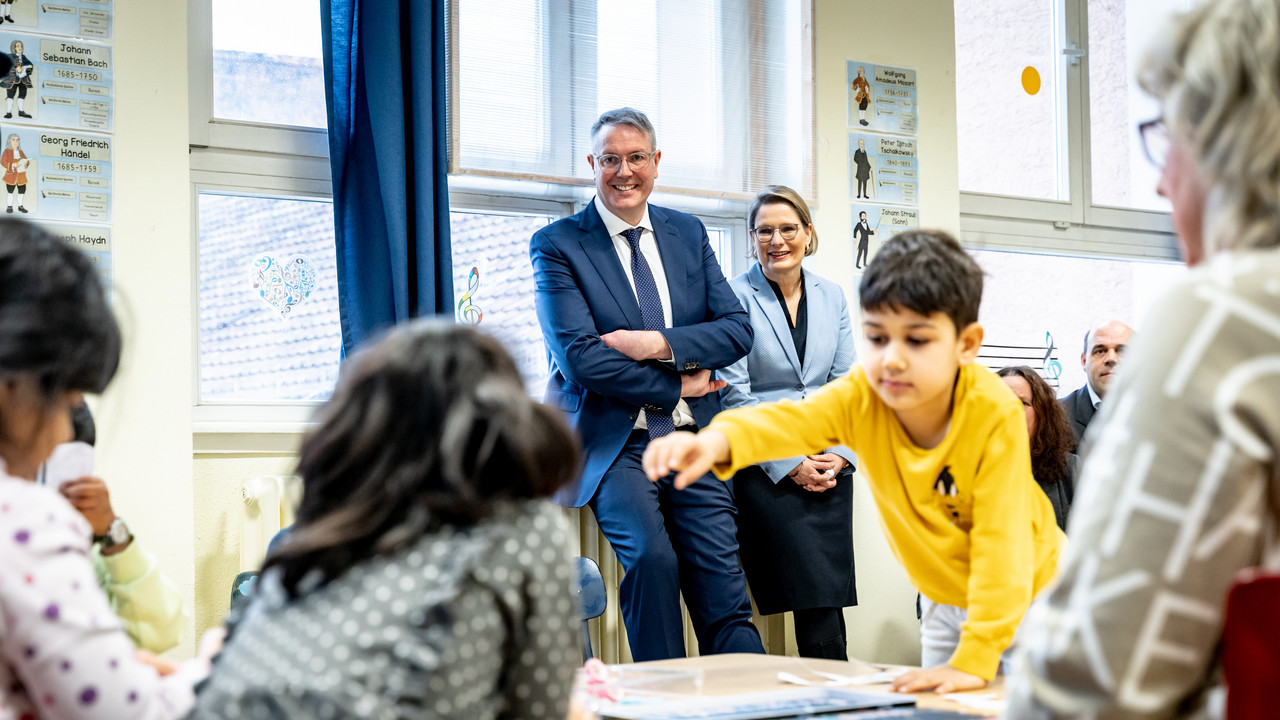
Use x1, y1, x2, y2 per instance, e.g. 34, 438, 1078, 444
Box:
188, 321, 582, 720
997, 366, 1077, 530
0, 218, 214, 717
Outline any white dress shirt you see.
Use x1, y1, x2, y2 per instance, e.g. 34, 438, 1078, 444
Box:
594, 195, 695, 429
1086, 378, 1103, 409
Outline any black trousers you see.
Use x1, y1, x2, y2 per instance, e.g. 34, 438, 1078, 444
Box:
794, 607, 848, 660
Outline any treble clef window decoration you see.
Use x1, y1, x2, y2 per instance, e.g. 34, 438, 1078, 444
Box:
456, 266, 483, 325
1042, 331, 1063, 387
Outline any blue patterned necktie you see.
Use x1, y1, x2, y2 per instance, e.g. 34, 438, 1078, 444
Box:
623, 226, 675, 439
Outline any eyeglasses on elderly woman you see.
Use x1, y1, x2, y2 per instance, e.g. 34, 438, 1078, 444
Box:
1137, 118, 1170, 168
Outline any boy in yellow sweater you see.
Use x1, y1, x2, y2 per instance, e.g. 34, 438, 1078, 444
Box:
643, 230, 1062, 694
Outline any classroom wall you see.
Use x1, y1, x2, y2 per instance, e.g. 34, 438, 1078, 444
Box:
105, 0, 962, 663
812, 0, 959, 665
93, 0, 197, 657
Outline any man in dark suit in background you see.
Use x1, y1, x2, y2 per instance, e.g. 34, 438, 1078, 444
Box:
1061, 319, 1133, 451
530, 107, 762, 661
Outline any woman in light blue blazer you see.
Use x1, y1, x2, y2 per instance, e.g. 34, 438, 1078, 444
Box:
720, 185, 858, 660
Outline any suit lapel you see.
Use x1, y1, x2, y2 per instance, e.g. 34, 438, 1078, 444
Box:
1079, 390, 1096, 426
578, 202, 644, 330
1073, 388, 1095, 430
748, 264, 802, 377
650, 208, 686, 325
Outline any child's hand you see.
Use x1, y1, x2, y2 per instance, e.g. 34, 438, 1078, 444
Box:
134, 649, 178, 677
642, 430, 730, 489
890, 664, 986, 694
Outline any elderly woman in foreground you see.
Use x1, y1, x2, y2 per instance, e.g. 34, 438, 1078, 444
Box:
1006, 0, 1280, 717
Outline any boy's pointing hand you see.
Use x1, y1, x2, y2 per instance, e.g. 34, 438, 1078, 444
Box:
642, 430, 730, 489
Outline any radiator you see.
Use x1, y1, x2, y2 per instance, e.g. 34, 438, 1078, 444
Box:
240, 475, 302, 572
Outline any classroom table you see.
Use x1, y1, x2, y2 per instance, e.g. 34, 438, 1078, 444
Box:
569, 653, 1004, 718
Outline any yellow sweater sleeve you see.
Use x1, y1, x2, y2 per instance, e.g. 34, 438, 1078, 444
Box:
705, 373, 865, 479
948, 405, 1037, 679
93, 540, 187, 653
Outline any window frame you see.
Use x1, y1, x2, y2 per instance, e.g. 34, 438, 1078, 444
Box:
188, 0, 336, 440
186, 0, 330, 157
188, 174, 337, 433
957, 0, 1178, 261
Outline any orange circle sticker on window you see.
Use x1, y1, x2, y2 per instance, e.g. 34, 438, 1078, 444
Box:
1022, 66, 1041, 95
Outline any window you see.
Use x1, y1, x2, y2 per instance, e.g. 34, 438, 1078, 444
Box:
197, 193, 341, 402
211, 0, 326, 129
955, 0, 1066, 202
191, 0, 337, 424
973, 247, 1185, 395
190, 0, 328, 156
450, 0, 816, 199
449, 209, 556, 394
1086, 0, 1188, 213
954, 0, 1190, 258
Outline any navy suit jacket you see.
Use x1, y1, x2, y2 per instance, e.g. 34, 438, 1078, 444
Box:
1060, 384, 1096, 450
530, 200, 752, 507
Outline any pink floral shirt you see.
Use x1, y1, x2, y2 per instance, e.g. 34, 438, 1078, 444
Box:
0, 469, 201, 719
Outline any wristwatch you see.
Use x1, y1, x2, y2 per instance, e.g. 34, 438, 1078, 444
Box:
94, 517, 132, 550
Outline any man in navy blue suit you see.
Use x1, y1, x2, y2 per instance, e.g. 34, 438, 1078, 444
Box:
530, 108, 763, 661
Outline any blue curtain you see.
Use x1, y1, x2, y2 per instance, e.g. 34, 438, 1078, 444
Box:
321, 0, 453, 355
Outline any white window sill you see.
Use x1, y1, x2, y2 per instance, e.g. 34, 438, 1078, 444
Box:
192, 403, 319, 454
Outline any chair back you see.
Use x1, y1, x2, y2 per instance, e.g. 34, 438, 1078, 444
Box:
1223, 569, 1280, 718
575, 556, 606, 661
576, 556, 607, 620
230, 570, 259, 609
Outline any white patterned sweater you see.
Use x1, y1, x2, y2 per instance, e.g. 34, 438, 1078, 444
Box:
0, 470, 202, 720
1006, 249, 1280, 719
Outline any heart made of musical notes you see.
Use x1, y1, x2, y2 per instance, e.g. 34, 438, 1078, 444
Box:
250, 254, 317, 318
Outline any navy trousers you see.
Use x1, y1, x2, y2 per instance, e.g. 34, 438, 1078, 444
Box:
588, 429, 764, 661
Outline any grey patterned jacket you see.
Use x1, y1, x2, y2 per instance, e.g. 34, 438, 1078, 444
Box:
188, 499, 579, 720
1006, 249, 1280, 719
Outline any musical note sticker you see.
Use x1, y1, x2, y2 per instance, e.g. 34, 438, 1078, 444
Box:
456, 266, 483, 325
1042, 331, 1063, 380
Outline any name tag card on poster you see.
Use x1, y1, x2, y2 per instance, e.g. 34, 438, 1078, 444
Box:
0, 126, 111, 222
0, 1, 113, 40
847, 60, 918, 135
46, 221, 109, 287
0, 33, 112, 131
851, 204, 919, 272
849, 131, 918, 206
